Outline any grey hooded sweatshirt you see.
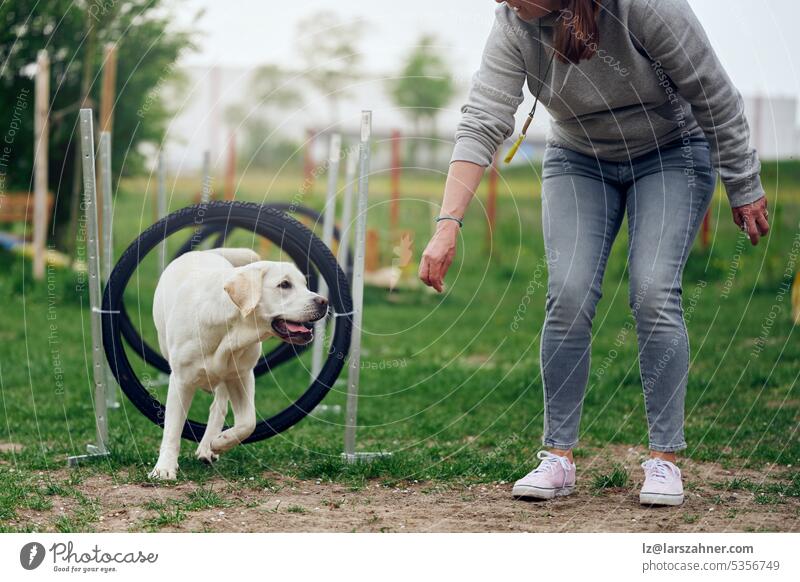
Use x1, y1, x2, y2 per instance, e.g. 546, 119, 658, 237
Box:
451, 0, 764, 208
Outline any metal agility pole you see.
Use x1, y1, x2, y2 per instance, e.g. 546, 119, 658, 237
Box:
201, 149, 212, 204
157, 149, 167, 274
337, 146, 357, 282
68, 109, 112, 466
342, 111, 391, 463
99, 131, 120, 409
311, 132, 341, 380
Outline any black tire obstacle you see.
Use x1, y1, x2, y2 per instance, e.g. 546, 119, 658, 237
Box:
101, 201, 353, 443
117, 202, 354, 377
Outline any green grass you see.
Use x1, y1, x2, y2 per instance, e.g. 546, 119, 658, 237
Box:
591, 464, 630, 491
712, 473, 800, 505
0, 168, 798, 530
141, 506, 187, 530
133, 485, 234, 530
682, 513, 700, 524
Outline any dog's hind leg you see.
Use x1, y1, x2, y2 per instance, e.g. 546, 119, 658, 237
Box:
196, 384, 228, 464
211, 371, 256, 455
149, 374, 196, 480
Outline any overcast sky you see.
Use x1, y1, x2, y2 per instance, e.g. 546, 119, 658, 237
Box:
173, 0, 799, 98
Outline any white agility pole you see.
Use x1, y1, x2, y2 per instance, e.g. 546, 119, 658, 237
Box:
157, 149, 167, 273
98, 131, 119, 409
68, 109, 111, 466
201, 149, 212, 204
342, 111, 391, 463
337, 148, 357, 280
311, 132, 341, 380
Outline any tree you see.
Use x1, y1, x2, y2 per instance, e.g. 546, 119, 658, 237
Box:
295, 10, 364, 125
224, 64, 304, 169
0, 0, 196, 249
389, 34, 455, 166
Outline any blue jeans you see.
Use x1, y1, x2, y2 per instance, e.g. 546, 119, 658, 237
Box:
539, 137, 716, 452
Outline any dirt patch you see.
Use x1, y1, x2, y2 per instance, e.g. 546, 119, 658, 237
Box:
10, 445, 798, 533
0, 442, 24, 453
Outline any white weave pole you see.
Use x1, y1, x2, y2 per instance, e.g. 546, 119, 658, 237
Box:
337, 148, 358, 280
98, 131, 119, 409
68, 108, 111, 466
342, 111, 390, 463
156, 149, 167, 273
201, 149, 212, 204
311, 132, 341, 380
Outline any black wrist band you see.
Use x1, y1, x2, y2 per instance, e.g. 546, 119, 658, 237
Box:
435, 215, 463, 228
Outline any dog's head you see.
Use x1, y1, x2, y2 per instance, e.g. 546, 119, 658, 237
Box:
223, 261, 328, 345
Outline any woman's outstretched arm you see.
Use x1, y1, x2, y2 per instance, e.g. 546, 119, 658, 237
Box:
630, 0, 769, 244
419, 161, 485, 292
420, 6, 529, 291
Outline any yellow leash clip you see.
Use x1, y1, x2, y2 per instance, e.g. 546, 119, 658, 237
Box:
504, 114, 534, 164
504, 18, 557, 165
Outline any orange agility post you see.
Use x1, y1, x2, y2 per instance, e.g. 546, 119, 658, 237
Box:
701, 209, 711, 249
390, 128, 401, 235
366, 229, 380, 273
304, 128, 316, 187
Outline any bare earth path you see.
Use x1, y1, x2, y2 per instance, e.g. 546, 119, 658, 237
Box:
4, 446, 797, 533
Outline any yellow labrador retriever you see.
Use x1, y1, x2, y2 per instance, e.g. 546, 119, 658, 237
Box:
148, 248, 328, 480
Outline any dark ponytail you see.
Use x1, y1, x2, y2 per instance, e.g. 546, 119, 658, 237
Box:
554, 0, 601, 64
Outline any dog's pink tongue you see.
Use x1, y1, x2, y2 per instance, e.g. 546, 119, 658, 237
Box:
285, 321, 309, 333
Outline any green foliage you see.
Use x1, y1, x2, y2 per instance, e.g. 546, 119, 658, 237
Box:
388, 33, 455, 165
225, 65, 304, 170
295, 10, 364, 123
389, 34, 455, 125
760, 159, 800, 187
0, 0, 196, 245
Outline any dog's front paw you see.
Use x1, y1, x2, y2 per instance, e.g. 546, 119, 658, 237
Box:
195, 445, 220, 465
148, 463, 178, 481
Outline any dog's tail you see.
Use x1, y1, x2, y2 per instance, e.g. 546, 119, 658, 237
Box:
206, 248, 261, 266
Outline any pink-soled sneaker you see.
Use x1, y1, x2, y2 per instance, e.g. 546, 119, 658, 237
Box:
640, 458, 684, 506
512, 450, 576, 500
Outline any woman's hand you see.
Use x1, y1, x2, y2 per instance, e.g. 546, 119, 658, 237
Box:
420, 160, 484, 292
731, 196, 769, 246
419, 222, 459, 293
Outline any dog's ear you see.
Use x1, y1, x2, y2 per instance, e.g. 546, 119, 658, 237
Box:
223, 263, 268, 318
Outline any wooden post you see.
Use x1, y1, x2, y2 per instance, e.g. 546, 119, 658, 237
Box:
365, 229, 380, 272
259, 237, 271, 259
486, 150, 499, 251
99, 44, 118, 134
390, 128, 401, 235
33, 50, 49, 281
97, 43, 118, 255
701, 209, 711, 249
303, 128, 315, 187
225, 131, 236, 201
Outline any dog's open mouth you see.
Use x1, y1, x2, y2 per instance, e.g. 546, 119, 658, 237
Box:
271, 318, 315, 344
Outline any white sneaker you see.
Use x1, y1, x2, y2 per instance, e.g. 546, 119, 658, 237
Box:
640, 458, 684, 506
512, 451, 576, 499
